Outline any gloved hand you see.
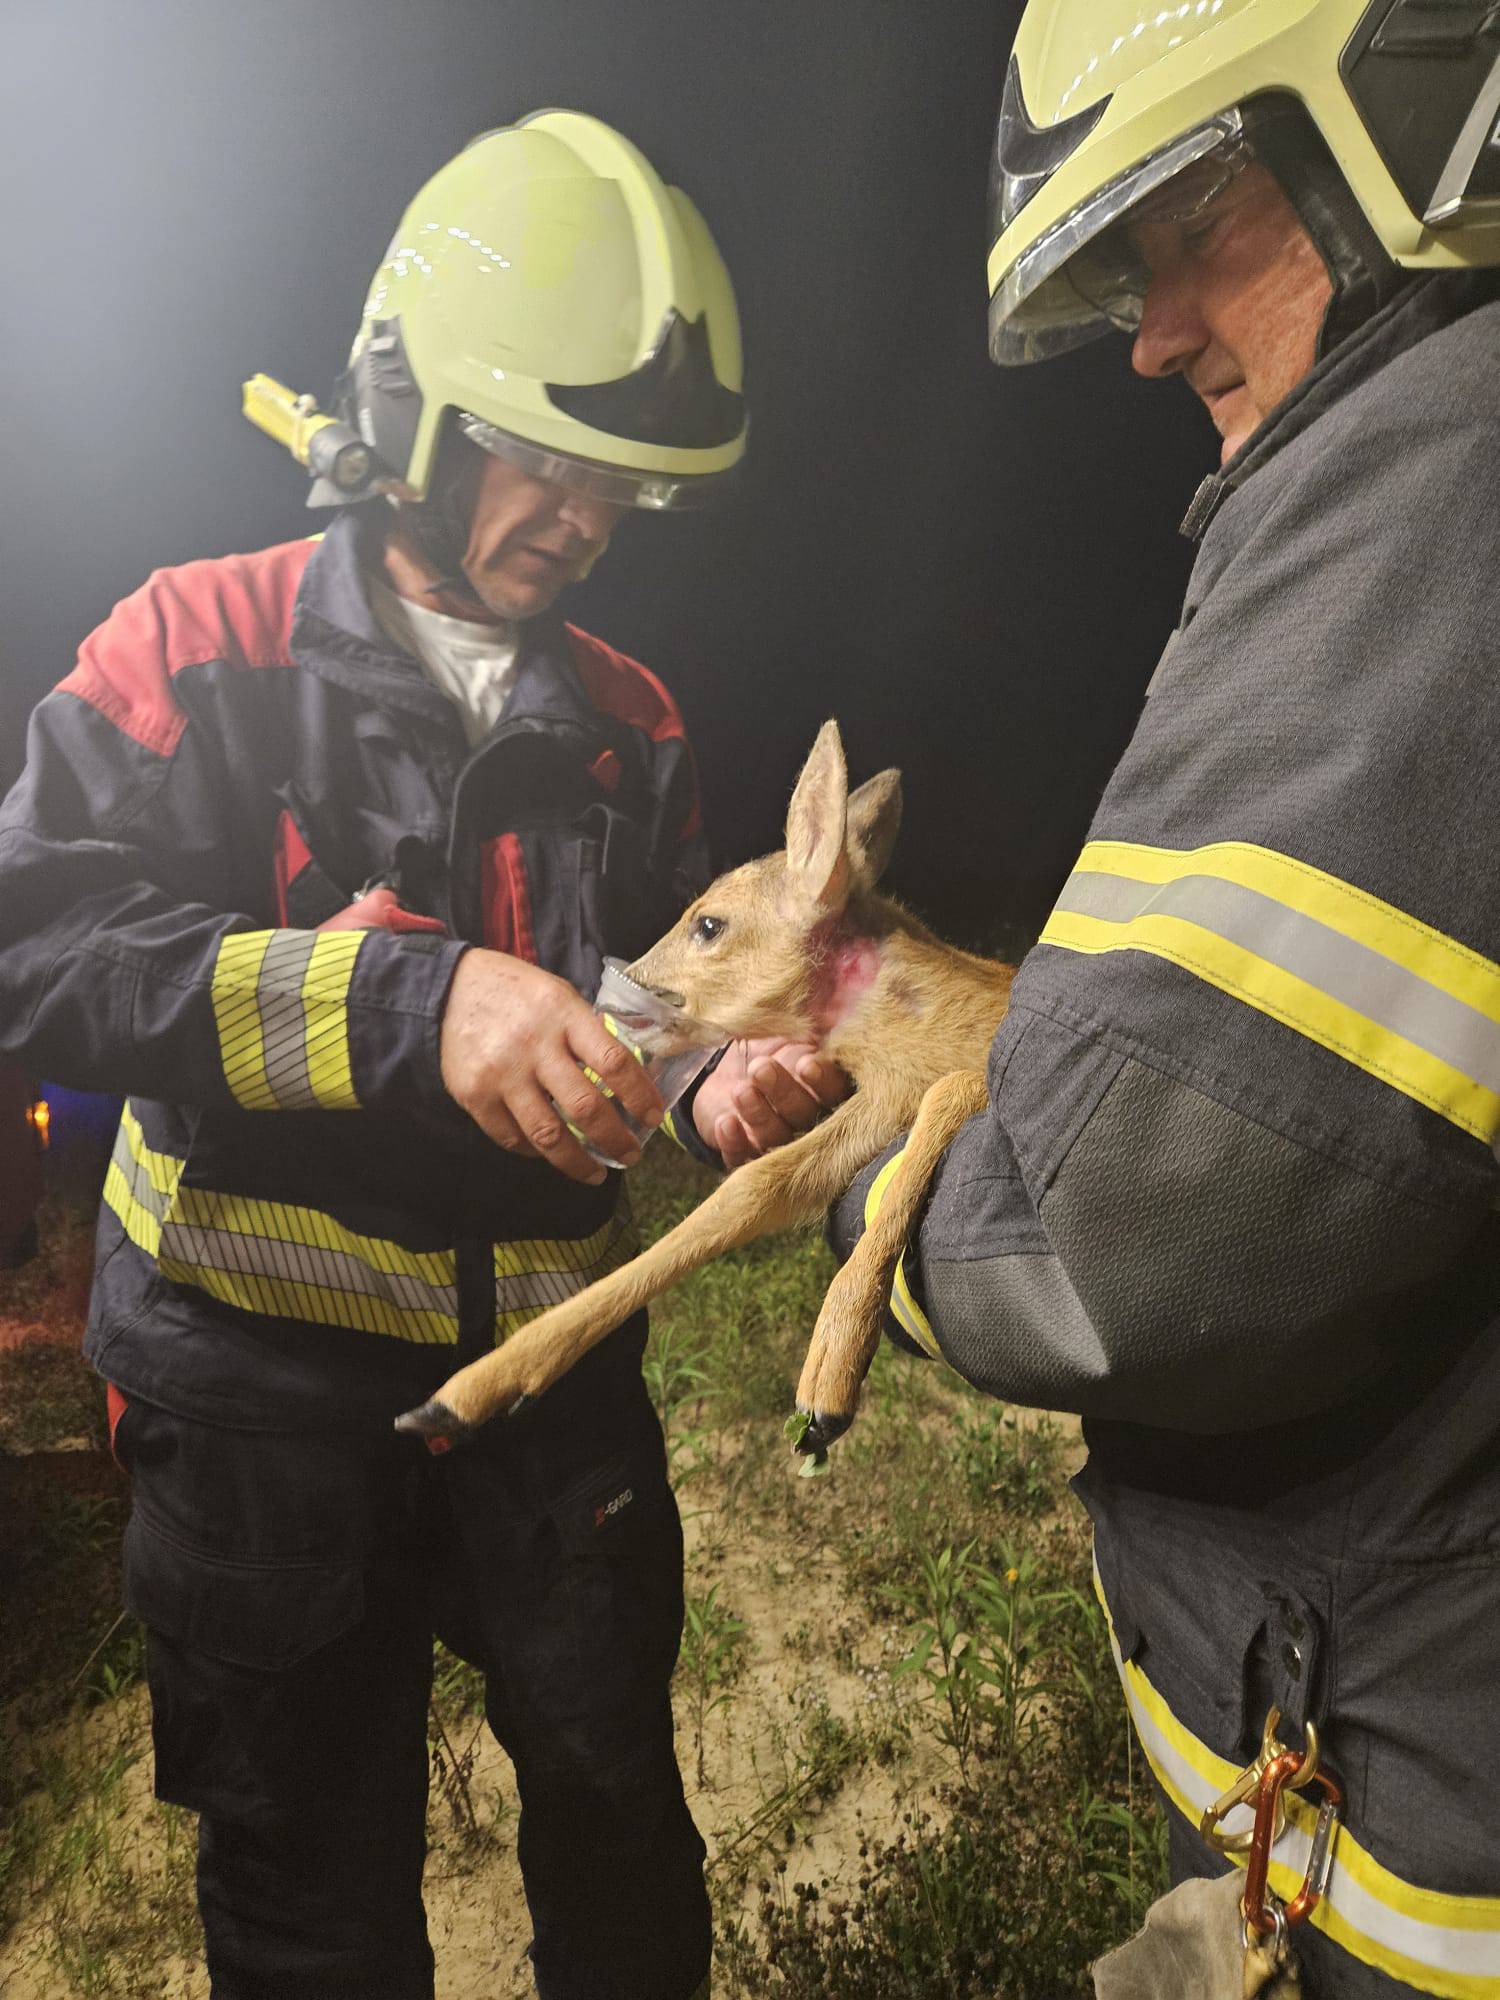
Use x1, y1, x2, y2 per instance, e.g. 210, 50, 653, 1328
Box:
316, 884, 450, 936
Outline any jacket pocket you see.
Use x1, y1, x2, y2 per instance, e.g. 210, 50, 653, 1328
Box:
515, 804, 658, 994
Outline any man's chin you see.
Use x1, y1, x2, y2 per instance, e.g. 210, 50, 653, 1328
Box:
465, 574, 563, 623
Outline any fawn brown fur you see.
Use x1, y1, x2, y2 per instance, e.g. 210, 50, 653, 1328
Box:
396, 721, 1013, 1449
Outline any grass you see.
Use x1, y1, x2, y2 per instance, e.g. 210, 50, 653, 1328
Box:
1, 1146, 1165, 1998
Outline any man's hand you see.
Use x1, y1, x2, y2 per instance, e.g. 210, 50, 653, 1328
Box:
692, 1038, 851, 1171
440, 951, 664, 1185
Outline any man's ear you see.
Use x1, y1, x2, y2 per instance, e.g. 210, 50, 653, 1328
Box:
783, 720, 850, 915
845, 769, 902, 892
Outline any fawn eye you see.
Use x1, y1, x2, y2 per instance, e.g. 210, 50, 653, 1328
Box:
690, 913, 726, 945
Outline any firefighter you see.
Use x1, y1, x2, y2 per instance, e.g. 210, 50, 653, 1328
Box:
824, 6, 1500, 1994
0, 112, 844, 2000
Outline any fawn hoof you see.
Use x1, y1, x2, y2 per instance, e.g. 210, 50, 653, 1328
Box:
801, 1408, 853, 1453
394, 1398, 473, 1454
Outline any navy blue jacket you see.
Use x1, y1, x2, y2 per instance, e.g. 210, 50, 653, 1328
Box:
0, 508, 708, 1427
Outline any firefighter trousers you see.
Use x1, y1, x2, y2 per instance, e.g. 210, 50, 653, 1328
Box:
111, 1327, 710, 2000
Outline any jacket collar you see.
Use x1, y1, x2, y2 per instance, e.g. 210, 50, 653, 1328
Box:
289, 506, 591, 732
1179, 271, 1491, 544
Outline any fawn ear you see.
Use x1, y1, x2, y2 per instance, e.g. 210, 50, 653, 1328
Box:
783, 720, 850, 915
845, 769, 902, 891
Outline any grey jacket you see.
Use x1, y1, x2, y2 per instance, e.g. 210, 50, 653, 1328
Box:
836, 276, 1500, 1952
842, 272, 1500, 1453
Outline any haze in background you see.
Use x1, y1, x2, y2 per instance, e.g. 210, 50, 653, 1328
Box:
1, 0, 1211, 947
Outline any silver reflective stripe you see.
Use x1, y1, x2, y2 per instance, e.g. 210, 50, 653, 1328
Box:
1055, 869, 1500, 1096
158, 1218, 459, 1319
254, 930, 319, 1108
496, 1267, 614, 1316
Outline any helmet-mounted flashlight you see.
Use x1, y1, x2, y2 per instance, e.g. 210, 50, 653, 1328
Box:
241, 373, 392, 502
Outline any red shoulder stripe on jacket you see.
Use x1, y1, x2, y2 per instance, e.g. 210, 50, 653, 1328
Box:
565, 625, 687, 745
564, 625, 702, 840
56, 539, 317, 758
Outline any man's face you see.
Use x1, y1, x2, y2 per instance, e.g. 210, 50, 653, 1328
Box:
456, 446, 629, 619
1127, 160, 1333, 464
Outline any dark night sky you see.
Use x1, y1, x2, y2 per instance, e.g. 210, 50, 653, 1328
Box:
1, 0, 1216, 949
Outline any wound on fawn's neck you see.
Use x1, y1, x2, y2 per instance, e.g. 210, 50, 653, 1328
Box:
808, 919, 882, 1038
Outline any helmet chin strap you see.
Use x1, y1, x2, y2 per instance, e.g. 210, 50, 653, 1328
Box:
1248, 105, 1413, 359
397, 455, 500, 620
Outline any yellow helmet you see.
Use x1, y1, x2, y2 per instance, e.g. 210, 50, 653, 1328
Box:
988, 0, 1500, 366
339, 110, 745, 508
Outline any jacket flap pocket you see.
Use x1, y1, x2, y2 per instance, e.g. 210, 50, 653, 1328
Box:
123, 1513, 364, 1670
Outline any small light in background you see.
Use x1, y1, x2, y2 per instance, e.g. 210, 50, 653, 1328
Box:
26, 1099, 50, 1148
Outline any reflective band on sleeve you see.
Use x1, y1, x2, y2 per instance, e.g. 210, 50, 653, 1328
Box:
1092, 1559, 1500, 1997
863, 1148, 944, 1361
1042, 842, 1500, 1148
104, 1103, 640, 1350
211, 928, 364, 1112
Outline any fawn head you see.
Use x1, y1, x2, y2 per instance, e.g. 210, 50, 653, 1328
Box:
629, 720, 902, 1043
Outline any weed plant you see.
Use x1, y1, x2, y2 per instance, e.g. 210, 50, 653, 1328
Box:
679, 1584, 748, 1787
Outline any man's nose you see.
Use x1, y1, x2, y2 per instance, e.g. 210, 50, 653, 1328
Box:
1130, 268, 1209, 381
556, 489, 626, 543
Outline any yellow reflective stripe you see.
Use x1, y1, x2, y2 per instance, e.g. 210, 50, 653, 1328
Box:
1078, 842, 1500, 1021
1093, 1563, 1500, 1996
118, 1101, 182, 1202
1042, 841, 1500, 1145
104, 1105, 179, 1261
891, 1253, 941, 1359
299, 930, 362, 1109
493, 1209, 640, 1342
863, 1149, 944, 1361
106, 1103, 646, 1350
212, 931, 279, 1110
211, 928, 364, 1112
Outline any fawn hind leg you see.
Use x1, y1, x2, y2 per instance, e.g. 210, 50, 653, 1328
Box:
794, 1069, 988, 1452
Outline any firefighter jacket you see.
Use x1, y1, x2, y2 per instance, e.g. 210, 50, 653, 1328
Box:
0, 507, 709, 1428
837, 273, 1500, 1995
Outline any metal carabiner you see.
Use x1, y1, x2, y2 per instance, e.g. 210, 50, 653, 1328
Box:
1241, 1749, 1305, 1936
1201, 1707, 1321, 1856
1242, 1755, 1344, 1939
1283, 1771, 1344, 1927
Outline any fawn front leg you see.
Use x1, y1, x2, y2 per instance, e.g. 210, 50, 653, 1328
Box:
397, 1092, 895, 1444
794, 1069, 988, 1453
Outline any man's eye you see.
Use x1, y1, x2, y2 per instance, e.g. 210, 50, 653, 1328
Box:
690, 913, 726, 944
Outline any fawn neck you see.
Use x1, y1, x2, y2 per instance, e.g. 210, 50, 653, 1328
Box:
807, 917, 883, 1039
808, 897, 1012, 1079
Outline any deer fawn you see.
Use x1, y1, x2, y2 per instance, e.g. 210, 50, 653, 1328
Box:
396, 721, 1014, 1455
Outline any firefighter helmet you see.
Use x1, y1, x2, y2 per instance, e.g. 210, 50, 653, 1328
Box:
339, 110, 746, 508
988, 0, 1500, 366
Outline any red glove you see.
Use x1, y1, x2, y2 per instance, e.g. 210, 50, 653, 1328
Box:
317, 885, 449, 936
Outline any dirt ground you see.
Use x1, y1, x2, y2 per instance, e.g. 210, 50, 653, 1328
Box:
0, 1422, 951, 2000
1, 1175, 1112, 2000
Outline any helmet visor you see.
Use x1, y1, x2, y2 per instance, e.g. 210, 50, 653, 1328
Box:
458, 412, 738, 511
989, 111, 1247, 366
